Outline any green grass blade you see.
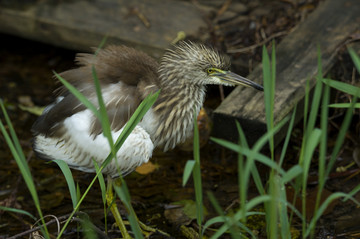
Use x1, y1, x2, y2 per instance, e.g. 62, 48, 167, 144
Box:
328, 103, 360, 108
262, 45, 275, 154
282, 165, 303, 183
114, 91, 160, 153
249, 163, 265, 196
278, 105, 297, 167
203, 216, 226, 233
114, 185, 144, 239
269, 42, 276, 154
301, 128, 322, 233
276, 174, 291, 239
267, 172, 277, 239
53, 72, 99, 117
262, 44, 271, 116
324, 49, 359, 177
204, 214, 258, 239
93, 161, 107, 233
326, 96, 356, 176
322, 78, 360, 97
53, 160, 78, 209
271, 198, 303, 221
183, 160, 195, 186
207, 192, 240, 239
211, 114, 289, 166
235, 121, 249, 148
298, 70, 321, 195
101, 91, 160, 171
91, 66, 114, 149
235, 121, 248, 220
271, 41, 276, 93
76, 183, 81, 206
348, 47, 360, 74
0, 100, 25, 159
94, 161, 107, 205
345, 184, 360, 199
0, 206, 37, 220
0, 122, 33, 194
302, 128, 322, 181
303, 79, 310, 129
94, 36, 108, 56
79, 216, 98, 239
58, 174, 101, 238
210, 138, 284, 175
252, 115, 290, 153
244, 195, 272, 212
314, 79, 330, 227
235, 121, 264, 195
209, 220, 256, 239
305, 50, 323, 142
305, 192, 360, 237
193, 109, 204, 233
0, 101, 49, 237
211, 138, 282, 171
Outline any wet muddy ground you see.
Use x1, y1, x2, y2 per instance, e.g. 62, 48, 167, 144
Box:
1, 0, 360, 238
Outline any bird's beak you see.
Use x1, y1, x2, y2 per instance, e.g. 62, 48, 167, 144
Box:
216, 71, 264, 91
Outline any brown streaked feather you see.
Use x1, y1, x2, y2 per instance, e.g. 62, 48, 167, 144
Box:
62, 45, 160, 87
32, 45, 160, 138
89, 83, 142, 136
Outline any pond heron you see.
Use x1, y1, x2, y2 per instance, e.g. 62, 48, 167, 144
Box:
32, 41, 263, 237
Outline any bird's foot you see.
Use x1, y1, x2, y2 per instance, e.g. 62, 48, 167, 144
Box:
112, 219, 170, 238
137, 220, 170, 238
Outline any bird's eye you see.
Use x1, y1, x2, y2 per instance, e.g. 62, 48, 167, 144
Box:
207, 68, 215, 74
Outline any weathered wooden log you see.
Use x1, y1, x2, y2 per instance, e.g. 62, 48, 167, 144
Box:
0, 0, 205, 56
213, 0, 360, 146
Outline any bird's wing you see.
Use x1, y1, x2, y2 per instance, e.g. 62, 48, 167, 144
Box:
31, 93, 85, 137
87, 81, 142, 136
32, 45, 160, 137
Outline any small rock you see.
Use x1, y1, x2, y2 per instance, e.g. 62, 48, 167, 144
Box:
230, 2, 248, 14
250, 7, 271, 17
18, 95, 34, 107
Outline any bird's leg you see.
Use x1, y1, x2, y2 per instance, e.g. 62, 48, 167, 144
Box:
110, 178, 171, 238
106, 176, 132, 239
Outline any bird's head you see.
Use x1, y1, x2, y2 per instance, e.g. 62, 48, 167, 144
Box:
159, 41, 263, 91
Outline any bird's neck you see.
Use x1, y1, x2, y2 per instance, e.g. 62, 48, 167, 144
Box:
148, 83, 206, 151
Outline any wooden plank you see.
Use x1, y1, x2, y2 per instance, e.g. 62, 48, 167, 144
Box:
0, 0, 205, 56
212, 0, 360, 145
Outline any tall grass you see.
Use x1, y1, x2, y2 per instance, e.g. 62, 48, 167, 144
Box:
0, 100, 50, 238
203, 46, 360, 238
182, 109, 204, 235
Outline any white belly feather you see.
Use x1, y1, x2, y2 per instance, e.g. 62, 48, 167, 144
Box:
33, 110, 154, 177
